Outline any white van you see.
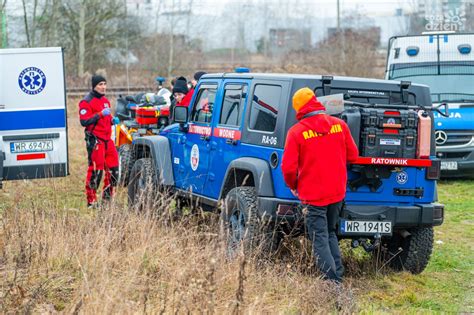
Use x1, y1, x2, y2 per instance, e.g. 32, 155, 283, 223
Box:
0, 47, 69, 187
385, 32, 474, 177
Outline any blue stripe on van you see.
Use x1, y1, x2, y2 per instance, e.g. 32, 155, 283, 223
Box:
0, 108, 66, 131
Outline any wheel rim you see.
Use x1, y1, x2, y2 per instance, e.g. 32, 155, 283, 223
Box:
137, 170, 146, 191
227, 206, 246, 256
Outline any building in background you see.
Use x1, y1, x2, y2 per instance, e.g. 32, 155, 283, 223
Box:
269, 28, 311, 56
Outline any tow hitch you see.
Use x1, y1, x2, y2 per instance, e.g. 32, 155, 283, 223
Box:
351, 233, 382, 252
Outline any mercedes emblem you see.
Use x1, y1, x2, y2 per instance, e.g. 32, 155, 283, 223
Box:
435, 130, 448, 145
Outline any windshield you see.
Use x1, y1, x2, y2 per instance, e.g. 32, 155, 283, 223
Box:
388, 61, 474, 103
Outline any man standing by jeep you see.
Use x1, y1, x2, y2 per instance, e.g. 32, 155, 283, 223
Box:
282, 87, 358, 283
79, 75, 120, 208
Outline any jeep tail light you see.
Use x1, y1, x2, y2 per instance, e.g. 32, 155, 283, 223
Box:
426, 159, 441, 180
277, 204, 294, 216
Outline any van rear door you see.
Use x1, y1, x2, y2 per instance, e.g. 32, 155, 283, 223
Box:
0, 47, 68, 186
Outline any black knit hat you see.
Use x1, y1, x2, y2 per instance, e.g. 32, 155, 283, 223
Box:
172, 78, 189, 94
193, 71, 206, 81
92, 74, 106, 89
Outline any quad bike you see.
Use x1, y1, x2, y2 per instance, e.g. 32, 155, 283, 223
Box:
114, 88, 172, 185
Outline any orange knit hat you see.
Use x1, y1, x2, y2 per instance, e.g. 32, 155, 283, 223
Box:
292, 87, 315, 112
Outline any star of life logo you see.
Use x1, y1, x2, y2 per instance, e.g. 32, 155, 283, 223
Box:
425, 7, 466, 32
396, 171, 408, 185
18, 67, 47, 95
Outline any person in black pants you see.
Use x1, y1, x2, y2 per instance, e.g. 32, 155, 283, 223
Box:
282, 88, 358, 283
304, 202, 344, 281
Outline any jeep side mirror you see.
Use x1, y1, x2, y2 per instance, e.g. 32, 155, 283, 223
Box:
174, 105, 189, 130
434, 102, 449, 117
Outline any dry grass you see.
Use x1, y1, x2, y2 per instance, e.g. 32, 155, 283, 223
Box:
0, 97, 359, 314
0, 200, 356, 314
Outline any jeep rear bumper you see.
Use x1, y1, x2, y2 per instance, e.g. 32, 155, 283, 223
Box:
258, 197, 444, 232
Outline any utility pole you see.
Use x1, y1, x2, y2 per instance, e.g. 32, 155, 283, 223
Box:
337, 0, 340, 31
124, 0, 130, 93
163, 0, 191, 77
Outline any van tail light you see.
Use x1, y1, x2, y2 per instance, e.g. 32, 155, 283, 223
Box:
426, 159, 441, 180
417, 111, 431, 158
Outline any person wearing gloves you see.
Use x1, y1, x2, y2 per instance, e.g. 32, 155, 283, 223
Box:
78, 74, 120, 208
281, 87, 359, 283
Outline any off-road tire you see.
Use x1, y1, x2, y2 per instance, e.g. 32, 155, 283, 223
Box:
128, 158, 157, 211
220, 187, 281, 258
383, 227, 434, 274
118, 144, 134, 186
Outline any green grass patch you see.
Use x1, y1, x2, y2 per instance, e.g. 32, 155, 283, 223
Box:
356, 180, 474, 313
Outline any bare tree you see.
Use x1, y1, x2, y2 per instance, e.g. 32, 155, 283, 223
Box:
21, 0, 45, 47
37, 0, 61, 46
60, 0, 130, 76
162, 0, 193, 77
316, 30, 383, 78
280, 29, 383, 78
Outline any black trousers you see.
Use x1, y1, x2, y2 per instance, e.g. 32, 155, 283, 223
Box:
304, 201, 344, 283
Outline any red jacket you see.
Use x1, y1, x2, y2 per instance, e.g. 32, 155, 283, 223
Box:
79, 91, 113, 140
178, 88, 194, 107
281, 98, 359, 206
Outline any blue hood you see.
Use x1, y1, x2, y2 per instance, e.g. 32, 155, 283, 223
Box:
434, 105, 474, 130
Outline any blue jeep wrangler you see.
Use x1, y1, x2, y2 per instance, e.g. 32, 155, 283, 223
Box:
128, 72, 445, 274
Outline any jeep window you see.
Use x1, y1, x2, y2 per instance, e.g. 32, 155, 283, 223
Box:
191, 85, 217, 123
219, 84, 247, 126
249, 84, 281, 132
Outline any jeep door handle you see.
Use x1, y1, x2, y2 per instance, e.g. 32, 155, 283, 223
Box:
200, 135, 210, 141
226, 138, 238, 145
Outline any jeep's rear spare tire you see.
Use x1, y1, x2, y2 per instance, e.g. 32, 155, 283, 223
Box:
385, 227, 434, 274
221, 186, 280, 257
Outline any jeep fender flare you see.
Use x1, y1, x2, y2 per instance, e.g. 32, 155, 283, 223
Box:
132, 136, 174, 186
219, 157, 274, 200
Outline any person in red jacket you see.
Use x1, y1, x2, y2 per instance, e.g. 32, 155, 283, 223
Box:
281, 87, 358, 283
172, 76, 191, 106
79, 75, 120, 208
